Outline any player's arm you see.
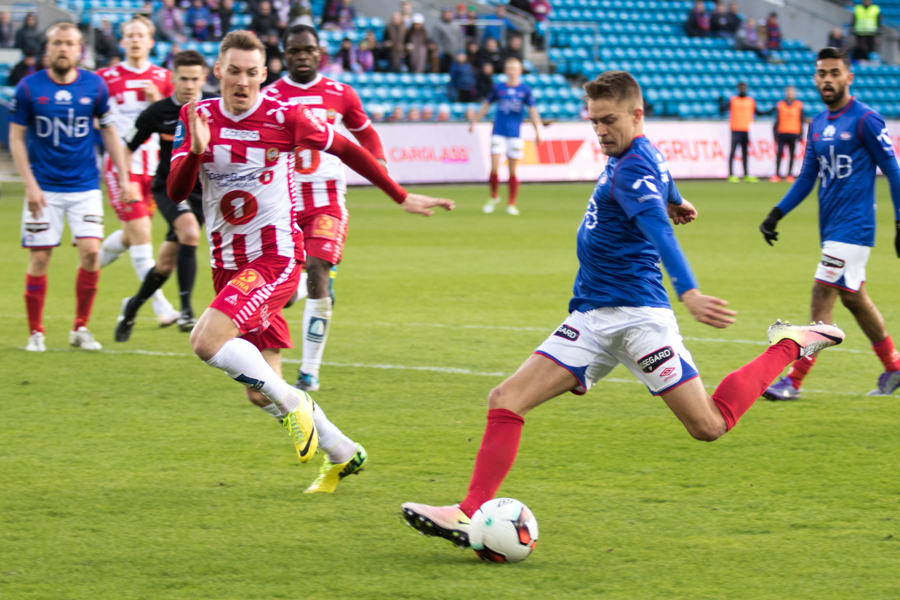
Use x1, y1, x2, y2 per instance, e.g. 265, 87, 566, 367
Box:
665, 182, 698, 225
343, 89, 388, 168
168, 101, 205, 203
468, 100, 491, 133
525, 88, 543, 144
348, 124, 387, 168
859, 112, 900, 257
122, 104, 158, 171
613, 159, 734, 328
95, 80, 133, 203
759, 135, 818, 245
8, 82, 46, 218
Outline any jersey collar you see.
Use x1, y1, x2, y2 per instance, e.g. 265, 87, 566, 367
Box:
282, 73, 323, 90
827, 96, 855, 120
218, 94, 264, 122
119, 61, 152, 75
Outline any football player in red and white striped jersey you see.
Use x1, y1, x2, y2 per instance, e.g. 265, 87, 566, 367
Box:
168, 31, 453, 491
97, 16, 180, 325
263, 24, 387, 392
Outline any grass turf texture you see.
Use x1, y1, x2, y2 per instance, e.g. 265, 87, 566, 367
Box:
1, 179, 899, 599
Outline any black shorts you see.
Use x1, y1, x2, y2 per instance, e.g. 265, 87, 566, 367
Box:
777, 133, 800, 145
153, 187, 204, 243
731, 131, 749, 146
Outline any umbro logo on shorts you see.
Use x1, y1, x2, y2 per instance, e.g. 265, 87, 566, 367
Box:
553, 324, 580, 341
820, 254, 845, 269
83, 215, 103, 224
638, 346, 674, 373
24, 223, 50, 233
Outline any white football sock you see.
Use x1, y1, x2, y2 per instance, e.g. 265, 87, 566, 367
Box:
204, 338, 299, 413
301, 297, 332, 377
99, 229, 127, 267
259, 402, 285, 419
129, 243, 155, 282
296, 272, 309, 302
312, 401, 356, 464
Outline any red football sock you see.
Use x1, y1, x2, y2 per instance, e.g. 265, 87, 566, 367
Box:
489, 171, 499, 199
786, 356, 816, 389
508, 175, 519, 206
712, 340, 798, 431
873, 336, 900, 372
73, 267, 99, 330
458, 408, 525, 518
24, 274, 47, 334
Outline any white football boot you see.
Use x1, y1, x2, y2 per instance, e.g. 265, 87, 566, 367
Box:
25, 331, 46, 352
151, 290, 180, 327
70, 326, 102, 350
506, 204, 520, 216
483, 197, 500, 214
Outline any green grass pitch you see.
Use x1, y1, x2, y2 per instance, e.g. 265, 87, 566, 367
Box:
1, 178, 899, 599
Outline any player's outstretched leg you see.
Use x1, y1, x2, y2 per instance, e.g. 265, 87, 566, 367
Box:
99, 229, 127, 267
294, 257, 335, 392
304, 401, 367, 493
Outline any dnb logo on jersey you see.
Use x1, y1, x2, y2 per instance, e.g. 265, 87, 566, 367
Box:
227, 269, 266, 295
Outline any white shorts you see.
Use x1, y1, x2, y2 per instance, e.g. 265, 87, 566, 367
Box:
491, 135, 524, 160
21, 189, 104, 248
535, 306, 699, 396
814, 240, 871, 293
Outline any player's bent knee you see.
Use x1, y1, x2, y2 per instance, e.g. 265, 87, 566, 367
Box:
487, 384, 527, 415
687, 420, 726, 442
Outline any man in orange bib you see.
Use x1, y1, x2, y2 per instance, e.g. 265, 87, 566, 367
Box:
769, 86, 804, 183
725, 82, 760, 183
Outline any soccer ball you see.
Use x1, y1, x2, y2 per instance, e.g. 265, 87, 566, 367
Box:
469, 498, 538, 563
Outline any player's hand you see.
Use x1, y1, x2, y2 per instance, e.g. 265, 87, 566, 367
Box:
123, 180, 140, 204
468, 121, 475, 133
188, 100, 211, 155
143, 82, 161, 103
401, 193, 455, 216
681, 289, 736, 329
534, 124, 544, 146
668, 199, 697, 225
26, 184, 46, 219
895, 220, 900, 258
760, 206, 783, 246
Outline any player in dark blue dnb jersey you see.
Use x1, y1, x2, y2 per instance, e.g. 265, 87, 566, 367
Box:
401, 71, 845, 551
761, 47, 900, 400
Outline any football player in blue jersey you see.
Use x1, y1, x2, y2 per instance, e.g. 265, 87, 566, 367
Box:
761, 47, 900, 400
11, 23, 133, 352
401, 71, 845, 548
469, 57, 543, 215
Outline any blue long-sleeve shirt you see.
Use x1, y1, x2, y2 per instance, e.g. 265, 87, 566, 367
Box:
776, 97, 900, 247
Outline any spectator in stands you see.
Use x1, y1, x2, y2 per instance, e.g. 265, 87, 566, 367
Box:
186, 0, 212, 35
725, 2, 742, 33
9, 50, 39, 86
427, 40, 442, 73
250, 1, 282, 37
462, 5, 479, 43
155, 0, 187, 43
449, 50, 475, 102
383, 11, 407, 72
475, 61, 494, 100
357, 38, 374, 72
333, 0, 357, 31
437, 103, 451, 121
408, 107, 421, 121
405, 13, 429, 73
265, 56, 284, 85
466, 40, 480, 68
0, 11, 14, 48
478, 36, 503, 72
288, 0, 314, 27
433, 6, 464, 73
364, 30, 387, 70
14, 13, 42, 56
190, 18, 211, 42
710, 2, 733, 38
401, 1, 414, 28
685, 0, 710, 38
422, 104, 435, 120
370, 104, 386, 122
500, 34, 524, 66
320, 0, 338, 26
530, 0, 551, 50
455, 3, 468, 23
851, 0, 881, 60
205, 0, 227, 40
263, 30, 281, 62
484, 4, 519, 44
828, 26, 847, 50
735, 17, 767, 61
95, 19, 120, 64
389, 105, 405, 122
764, 12, 782, 51
336, 37, 359, 72
161, 41, 182, 70
138, 1, 153, 18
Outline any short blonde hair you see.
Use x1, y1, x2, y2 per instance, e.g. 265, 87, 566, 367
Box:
583, 70, 643, 110
219, 30, 265, 60
45, 22, 83, 44
122, 15, 155, 38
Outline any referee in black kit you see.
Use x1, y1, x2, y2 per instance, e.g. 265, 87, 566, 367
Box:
116, 50, 209, 341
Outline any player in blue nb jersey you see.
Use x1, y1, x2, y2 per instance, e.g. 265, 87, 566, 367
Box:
401, 71, 845, 547
760, 47, 900, 400
469, 57, 543, 215
10, 23, 133, 352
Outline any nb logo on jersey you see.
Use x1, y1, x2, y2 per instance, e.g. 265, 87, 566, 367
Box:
818, 145, 852, 186
823, 125, 836, 139
632, 175, 658, 193
35, 108, 91, 147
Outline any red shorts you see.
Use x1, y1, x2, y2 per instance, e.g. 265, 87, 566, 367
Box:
104, 157, 155, 222
209, 255, 301, 351
297, 211, 348, 265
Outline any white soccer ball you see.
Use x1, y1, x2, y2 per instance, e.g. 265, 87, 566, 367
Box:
469, 498, 538, 563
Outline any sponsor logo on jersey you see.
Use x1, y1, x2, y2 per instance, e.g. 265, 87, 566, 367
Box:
225, 294, 238, 305
839, 131, 853, 140
266, 147, 278, 162
822, 125, 836, 140
311, 214, 337, 238
553, 324, 580, 341
598, 171, 608, 185
307, 316, 328, 342
820, 254, 845, 269
227, 269, 266, 295
83, 215, 104, 224
301, 106, 326, 132
125, 80, 151, 89
79, 96, 92, 105
638, 346, 675, 373
221, 128, 260, 141
173, 120, 185, 148
54, 90, 72, 104
24, 222, 50, 233
632, 175, 658, 193
327, 108, 336, 122
292, 95, 322, 105
37, 96, 49, 105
